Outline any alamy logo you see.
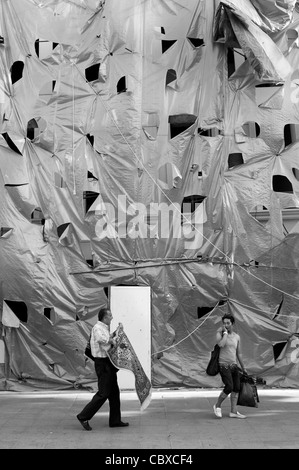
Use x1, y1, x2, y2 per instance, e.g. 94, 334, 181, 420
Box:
93, 195, 207, 249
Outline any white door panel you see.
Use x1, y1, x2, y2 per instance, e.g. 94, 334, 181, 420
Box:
110, 286, 151, 390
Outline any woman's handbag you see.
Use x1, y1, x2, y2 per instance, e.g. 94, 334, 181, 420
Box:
206, 344, 220, 376
237, 372, 259, 407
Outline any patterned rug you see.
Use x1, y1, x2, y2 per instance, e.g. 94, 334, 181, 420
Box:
107, 330, 152, 411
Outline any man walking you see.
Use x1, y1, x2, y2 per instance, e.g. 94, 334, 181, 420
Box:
77, 307, 129, 430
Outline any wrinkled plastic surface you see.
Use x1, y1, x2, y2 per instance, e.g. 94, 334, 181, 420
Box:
0, 0, 299, 391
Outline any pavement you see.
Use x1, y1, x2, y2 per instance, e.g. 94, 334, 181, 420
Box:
0, 387, 299, 451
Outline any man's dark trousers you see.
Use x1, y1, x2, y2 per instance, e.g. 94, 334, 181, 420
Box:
77, 357, 121, 425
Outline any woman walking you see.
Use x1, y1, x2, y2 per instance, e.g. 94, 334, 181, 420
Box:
213, 314, 247, 419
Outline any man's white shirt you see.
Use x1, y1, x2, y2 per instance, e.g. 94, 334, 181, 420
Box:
91, 321, 111, 357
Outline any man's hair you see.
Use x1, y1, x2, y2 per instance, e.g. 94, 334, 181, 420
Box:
98, 307, 110, 322
222, 313, 235, 324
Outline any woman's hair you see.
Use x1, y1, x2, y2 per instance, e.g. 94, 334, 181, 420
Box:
98, 307, 109, 321
222, 314, 235, 324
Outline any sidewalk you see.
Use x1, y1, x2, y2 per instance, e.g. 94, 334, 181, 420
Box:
0, 388, 299, 449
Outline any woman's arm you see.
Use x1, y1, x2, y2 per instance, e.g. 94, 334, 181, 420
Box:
216, 327, 228, 347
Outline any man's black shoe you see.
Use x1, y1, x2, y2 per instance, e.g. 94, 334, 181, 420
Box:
109, 421, 129, 428
77, 415, 92, 431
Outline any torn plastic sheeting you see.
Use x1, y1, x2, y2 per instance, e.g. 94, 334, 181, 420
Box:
200, 138, 225, 229
230, 306, 290, 373
251, 0, 297, 33
214, 3, 240, 47
186, 0, 205, 40
7, 0, 94, 47
229, 270, 283, 322
223, 154, 285, 219
6, 326, 73, 387
0, 145, 28, 185
150, 2, 205, 67
150, 0, 191, 17
258, 233, 299, 274
278, 142, 299, 183
91, 95, 142, 160
273, 15, 299, 55
5, 184, 38, 220
257, 84, 284, 109
196, 39, 224, 128
167, 65, 204, 114
237, 265, 299, 330
272, 149, 299, 194
228, 60, 256, 88
219, 0, 295, 32
79, 13, 117, 68
11, 58, 57, 129
262, 335, 299, 387
91, 14, 127, 60
214, 2, 293, 80
222, 181, 282, 263
223, 144, 274, 194
158, 162, 182, 190
226, 9, 293, 81
0, 133, 24, 155
2, 302, 20, 328
1, 13, 57, 123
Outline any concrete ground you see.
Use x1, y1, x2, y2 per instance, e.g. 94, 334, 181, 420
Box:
0, 387, 298, 450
